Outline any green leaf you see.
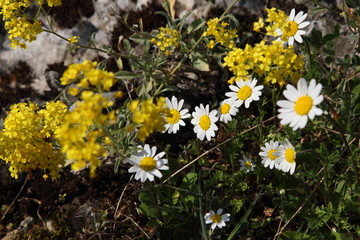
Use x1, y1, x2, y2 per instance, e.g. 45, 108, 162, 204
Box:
172, 191, 180, 205
312, 6, 328, 14
123, 39, 132, 52
186, 19, 206, 35
155, 11, 174, 26
114, 71, 141, 81
129, 33, 146, 45
178, 12, 191, 32
223, 14, 239, 27
311, 30, 322, 42
352, 55, 360, 65
335, 180, 347, 196
281, 231, 314, 239
322, 34, 337, 43
182, 172, 198, 186
352, 83, 360, 101
139, 190, 159, 218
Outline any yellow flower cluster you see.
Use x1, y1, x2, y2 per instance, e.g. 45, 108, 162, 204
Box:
0, 101, 67, 179
55, 91, 115, 178
264, 8, 288, 36
127, 97, 170, 141
202, 18, 238, 49
0, 0, 42, 49
0, 0, 62, 48
37, 0, 62, 7
151, 26, 180, 55
60, 60, 117, 93
223, 40, 304, 86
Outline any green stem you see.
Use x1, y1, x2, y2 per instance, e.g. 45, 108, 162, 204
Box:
150, 182, 164, 222
198, 170, 209, 240
42, 29, 109, 54
220, 0, 240, 20
310, 0, 342, 14
323, 99, 360, 188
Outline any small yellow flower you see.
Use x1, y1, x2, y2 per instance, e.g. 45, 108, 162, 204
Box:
113, 91, 125, 99
68, 87, 79, 96
253, 18, 264, 32
68, 36, 79, 44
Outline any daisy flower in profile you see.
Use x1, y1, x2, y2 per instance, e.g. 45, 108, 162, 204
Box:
128, 144, 169, 182
277, 8, 310, 46
225, 78, 264, 108
277, 78, 323, 131
204, 209, 230, 230
274, 139, 296, 175
239, 155, 256, 173
217, 99, 238, 123
191, 104, 218, 141
164, 96, 191, 134
259, 140, 280, 169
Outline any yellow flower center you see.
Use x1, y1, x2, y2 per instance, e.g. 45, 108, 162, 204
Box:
210, 214, 222, 223
237, 86, 252, 100
285, 148, 295, 163
199, 115, 211, 130
220, 103, 230, 114
294, 96, 313, 115
268, 149, 278, 160
245, 161, 252, 168
283, 21, 298, 37
140, 156, 156, 171
167, 109, 181, 124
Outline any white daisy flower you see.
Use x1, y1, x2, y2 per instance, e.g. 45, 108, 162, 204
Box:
274, 139, 296, 175
164, 96, 191, 134
127, 144, 169, 182
259, 140, 280, 169
191, 104, 218, 141
217, 99, 239, 123
277, 8, 310, 46
204, 208, 230, 230
277, 78, 323, 131
225, 78, 263, 108
239, 155, 256, 173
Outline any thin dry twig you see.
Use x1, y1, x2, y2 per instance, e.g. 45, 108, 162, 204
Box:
161, 116, 276, 184
273, 177, 325, 239
114, 174, 134, 219
1, 174, 29, 222
122, 214, 151, 239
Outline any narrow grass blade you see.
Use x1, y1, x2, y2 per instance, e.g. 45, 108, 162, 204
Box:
227, 189, 263, 240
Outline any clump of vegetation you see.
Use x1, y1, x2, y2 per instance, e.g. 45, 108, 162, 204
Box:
0, 0, 359, 239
